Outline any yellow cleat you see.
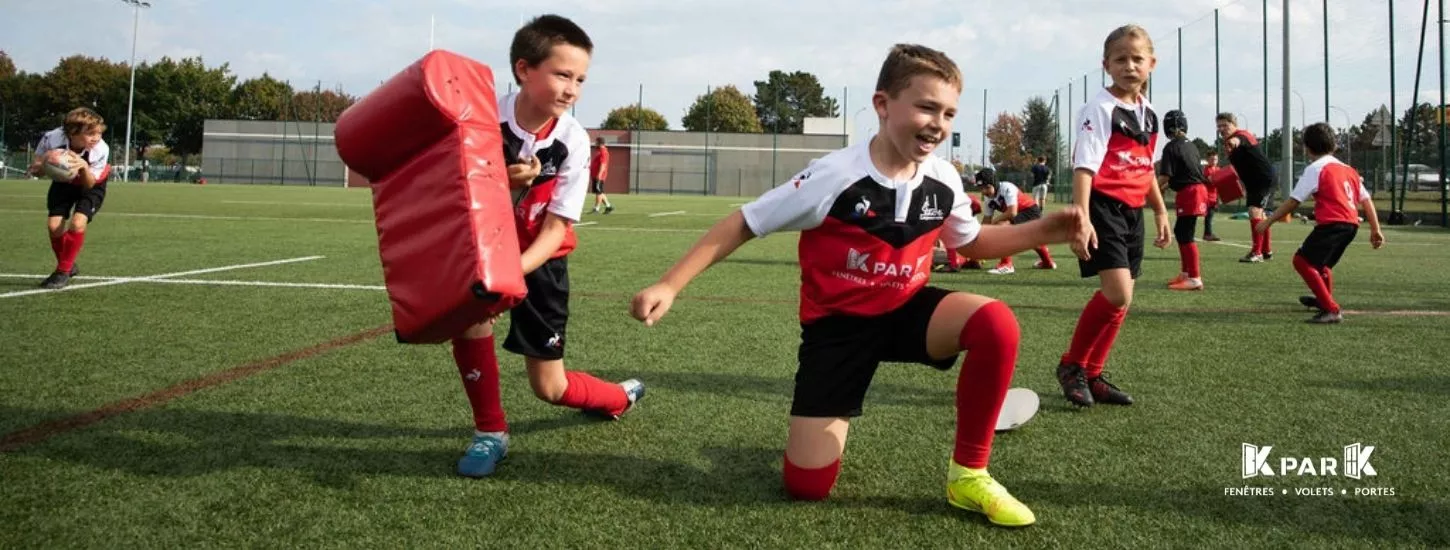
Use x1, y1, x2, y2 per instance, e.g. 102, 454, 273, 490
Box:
945, 462, 1036, 527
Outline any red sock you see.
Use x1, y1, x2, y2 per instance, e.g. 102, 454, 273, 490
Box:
1084, 306, 1127, 377
49, 234, 64, 263
451, 336, 508, 432
1035, 246, 1053, 264
945, 248, 962, 268
783, 456, 841, 501
1323, 267, 1334, 294
1262, 225, 1272, 255
953, 301, 1018, 469
1294, 254, 1339, 313
1249, 223, 1263, 255
997, 256, 1014, 269
1061, 291, 1115, 367
1180, 242, 1201, 278
57, 231, 85, 272
557, 371, 630, 415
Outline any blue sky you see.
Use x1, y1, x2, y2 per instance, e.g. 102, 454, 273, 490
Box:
4, 0, 1442, 159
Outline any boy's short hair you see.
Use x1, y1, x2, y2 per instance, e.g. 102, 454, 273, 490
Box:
1206, 150, 1218, 158
874, 44, 962, 97
509, 14, 593, 84
63, 107, 106, 136
1037, 155, 1047, 162
973, 167, 997, 188
1215, 112, 1237, 125
595, 137, 606, 146
1303, 122, 1338, 156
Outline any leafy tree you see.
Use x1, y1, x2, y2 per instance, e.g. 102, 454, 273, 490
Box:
601, 105, 668, 131
682, 85, 762, 133
751, 70, 839, 134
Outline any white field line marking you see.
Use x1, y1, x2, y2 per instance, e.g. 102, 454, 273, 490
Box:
222, 200, 369, 207
648, 210, 687, 217
0, 273, 381, 291
574, 221, 599, 227
0, 209, 370, 224
1207, 240, 1253, 249
0, 256, 324, 299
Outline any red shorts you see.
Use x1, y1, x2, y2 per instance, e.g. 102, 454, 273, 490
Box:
1205, 185, 1219, 206
1174, 183, 1208, 217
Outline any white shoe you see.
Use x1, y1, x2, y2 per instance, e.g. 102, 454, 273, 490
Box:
987, 265, 1016, 275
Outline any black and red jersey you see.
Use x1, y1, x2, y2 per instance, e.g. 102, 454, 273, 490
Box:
983, 181, 1035, 216
1226, 129, 1274, 193
1073, 88, 1162, 207
742, 142, 980, 323
500, 92, 591, 259
1291, 155, 1370, 226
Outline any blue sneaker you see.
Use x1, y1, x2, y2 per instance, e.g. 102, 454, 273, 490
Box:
456, 433, 508, 478
586, 379, 645, 420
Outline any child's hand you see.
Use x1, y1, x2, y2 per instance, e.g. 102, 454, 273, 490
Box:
507, 156, 541, 189
1153, 214, 1171, 249
1070, 215, 1096, 260
631, 283, 679, 327
1370, 230, 1385, 249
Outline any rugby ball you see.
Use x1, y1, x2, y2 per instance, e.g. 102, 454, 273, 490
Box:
41, 151, 82, 183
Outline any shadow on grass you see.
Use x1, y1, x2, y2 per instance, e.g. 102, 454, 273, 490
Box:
0, 406, 597, 488
591, 369, 954, 409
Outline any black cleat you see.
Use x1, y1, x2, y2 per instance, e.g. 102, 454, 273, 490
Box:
604, 205, 615, 214
38, 270, 71, 289
1307, 311, 1343, 324
1299, 296, 1320, 310
1056, 363, 1094, 407
1088, 374, 1134, 405
1263, 251, 1274, 261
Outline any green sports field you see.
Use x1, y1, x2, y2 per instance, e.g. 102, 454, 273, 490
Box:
1, 179, 1447, 548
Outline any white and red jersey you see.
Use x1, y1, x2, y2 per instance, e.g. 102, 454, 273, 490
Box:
1291, 155, 1370, 226
500, 92, 591, 259
1073, 88, 1162, 207
742, 141, 980, 323
36, 128, 111, 186
983, 181, 1035, 217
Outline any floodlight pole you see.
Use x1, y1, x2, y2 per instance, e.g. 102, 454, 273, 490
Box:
121, 0, 151, 182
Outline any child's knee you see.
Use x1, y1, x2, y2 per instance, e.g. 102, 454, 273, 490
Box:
529, 374, 567, 403
959, 300, 1020, 351
69, 217, 88, 233
459, 318, 496, 339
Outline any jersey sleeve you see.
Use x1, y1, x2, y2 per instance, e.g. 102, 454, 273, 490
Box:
1290, 162, 1322, 203
999, 183, 1020, 208
938, 163, 982, 249
548, 127, 592, 222
741, 158, 839, 237
1072, 104, 1112, 174
34, 130, 63, 156
86, 141, 111, 181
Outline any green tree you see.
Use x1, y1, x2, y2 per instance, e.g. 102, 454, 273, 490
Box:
290, 87, 356, 122
986, 112, 1031, 172
1020, 96, 1058, 161
751, 70, 839, 134
682, 85, 762, 133
601, 105, 668, 131
231, 74, 293, 121
133, 56, 237, 156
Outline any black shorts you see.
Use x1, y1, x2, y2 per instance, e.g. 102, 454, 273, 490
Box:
1011, 204, 1043, 225
1079, 192, 1143, 279
502, 257, 570, 360
1245, 186, 1273, 210
591, 179, 605, 194
791, 286, 958, 418
1297, 223, 1358, 268
47, 182, 106, 220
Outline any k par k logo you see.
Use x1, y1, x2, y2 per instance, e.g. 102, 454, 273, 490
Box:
1241, 443, 1377, 479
